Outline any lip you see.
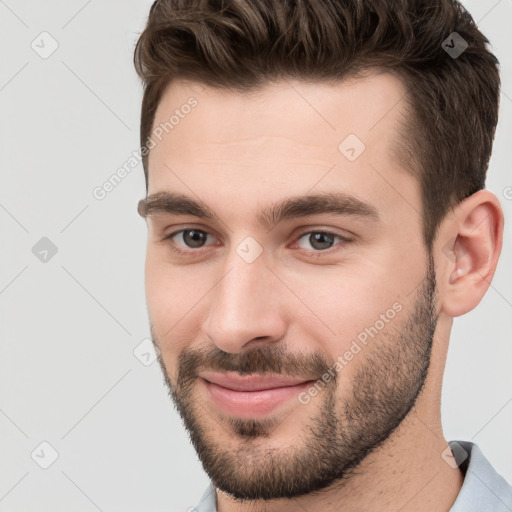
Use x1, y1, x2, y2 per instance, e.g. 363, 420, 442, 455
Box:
198, 371, 316, 418
199, 371, 313, 391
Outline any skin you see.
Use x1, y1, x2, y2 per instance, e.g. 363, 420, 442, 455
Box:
139, 73, 503, 512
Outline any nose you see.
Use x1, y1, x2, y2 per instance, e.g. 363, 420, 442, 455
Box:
203, 250, 287, 354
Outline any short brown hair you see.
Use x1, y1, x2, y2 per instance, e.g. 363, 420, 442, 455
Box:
133, 0, 500, 250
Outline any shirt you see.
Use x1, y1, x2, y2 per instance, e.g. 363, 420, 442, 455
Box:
192, 440, 512, 511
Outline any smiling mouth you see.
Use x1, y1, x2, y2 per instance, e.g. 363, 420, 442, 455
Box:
198, 371, 316, 418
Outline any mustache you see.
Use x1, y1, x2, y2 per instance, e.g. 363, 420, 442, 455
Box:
176, 343, 334, 382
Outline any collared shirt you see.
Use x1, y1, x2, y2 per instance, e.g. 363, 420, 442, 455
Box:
192, 440, 512, 511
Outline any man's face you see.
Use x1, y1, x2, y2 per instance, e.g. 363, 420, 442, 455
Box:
141, 74, 439, 499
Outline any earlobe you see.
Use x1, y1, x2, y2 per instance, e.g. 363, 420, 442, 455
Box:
439, 189, 504, 317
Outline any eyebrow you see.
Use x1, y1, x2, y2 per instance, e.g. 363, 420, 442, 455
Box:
137, 191, 381, 230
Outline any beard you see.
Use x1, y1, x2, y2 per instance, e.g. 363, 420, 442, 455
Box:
152, 253, 438, 501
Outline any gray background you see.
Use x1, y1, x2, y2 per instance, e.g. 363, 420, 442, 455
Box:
0, 1, 510, 511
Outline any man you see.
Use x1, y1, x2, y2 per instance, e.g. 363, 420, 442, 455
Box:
134, 0, 511, 510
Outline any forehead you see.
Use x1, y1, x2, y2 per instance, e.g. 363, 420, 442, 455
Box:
150, 71, 409, 152
147, 73, 418, 228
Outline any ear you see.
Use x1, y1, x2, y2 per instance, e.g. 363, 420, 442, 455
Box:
436, 189, 504, 318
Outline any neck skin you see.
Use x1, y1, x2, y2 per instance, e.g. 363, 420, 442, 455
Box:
215, 313, 464, 512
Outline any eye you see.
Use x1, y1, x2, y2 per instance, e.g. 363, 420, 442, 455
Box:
164, 228, 215, 254
162, 228, 350, 256
294, 230, 349, 254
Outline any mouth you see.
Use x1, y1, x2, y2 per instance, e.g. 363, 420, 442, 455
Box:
198, 371, 316, 418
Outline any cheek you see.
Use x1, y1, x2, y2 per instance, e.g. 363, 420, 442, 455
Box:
145, 251, 209, 361
145, 253, 188, 350
287, 261, 409, 368
145, 252, 172, 325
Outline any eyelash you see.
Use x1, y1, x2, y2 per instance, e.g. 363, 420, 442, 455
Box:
162, 228, 350, 258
